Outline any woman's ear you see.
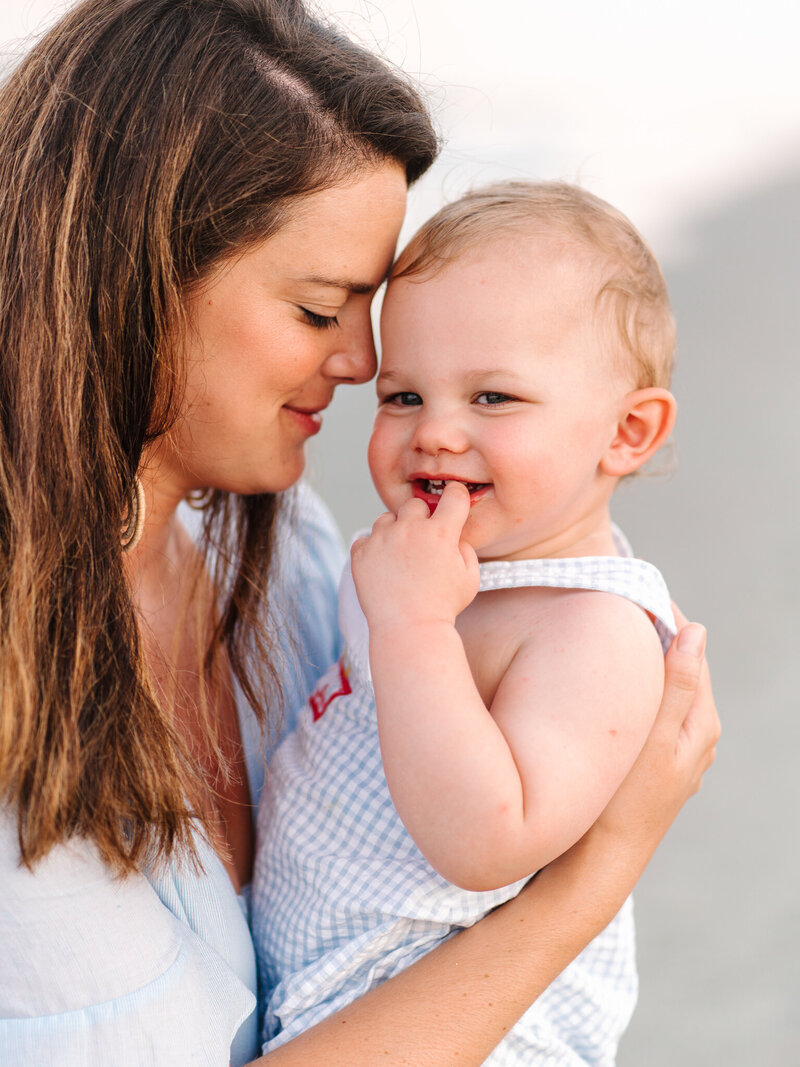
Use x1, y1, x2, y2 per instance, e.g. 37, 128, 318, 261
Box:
600, 387, 677, 477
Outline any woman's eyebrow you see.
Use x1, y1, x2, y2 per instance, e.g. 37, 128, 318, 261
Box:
297, 274, 380, 295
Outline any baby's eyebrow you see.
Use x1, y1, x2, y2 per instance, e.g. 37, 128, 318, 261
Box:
377, 368, 529, 385
464, 369, 528, 385
376, 368, 404, 383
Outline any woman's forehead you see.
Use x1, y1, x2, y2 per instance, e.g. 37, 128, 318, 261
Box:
243, 164, 408, 280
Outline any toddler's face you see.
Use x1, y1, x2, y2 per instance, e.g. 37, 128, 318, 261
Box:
369, 236, 635, 560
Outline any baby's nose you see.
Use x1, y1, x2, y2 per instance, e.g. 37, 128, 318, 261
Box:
411, 412, 469, 455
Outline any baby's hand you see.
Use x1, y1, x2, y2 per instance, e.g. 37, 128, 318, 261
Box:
351, 482, 480, 632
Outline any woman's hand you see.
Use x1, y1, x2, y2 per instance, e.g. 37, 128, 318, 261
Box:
593, 611, 719, 857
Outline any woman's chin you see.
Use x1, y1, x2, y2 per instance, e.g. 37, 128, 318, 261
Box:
190, 467, 304, 498
238, 457, 306, 497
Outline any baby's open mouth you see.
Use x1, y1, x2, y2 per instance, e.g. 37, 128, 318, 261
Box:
417, 478, 489, 497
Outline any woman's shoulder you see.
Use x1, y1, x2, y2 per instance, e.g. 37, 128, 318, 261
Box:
0, 810, 255, 1064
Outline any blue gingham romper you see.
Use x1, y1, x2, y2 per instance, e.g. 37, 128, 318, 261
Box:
252, 528, 675, 1064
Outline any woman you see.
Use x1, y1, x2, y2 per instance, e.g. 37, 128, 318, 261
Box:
0, 0, 719, 1064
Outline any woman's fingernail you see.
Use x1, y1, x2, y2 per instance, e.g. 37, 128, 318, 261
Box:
676, 623, 706, 657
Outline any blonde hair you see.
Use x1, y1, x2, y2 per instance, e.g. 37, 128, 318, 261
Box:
393, 180, 675, 388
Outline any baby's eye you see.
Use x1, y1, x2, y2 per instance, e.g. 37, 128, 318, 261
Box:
300, 307, 339, 330
474, 391, 515, 406
383, 391, 422, 406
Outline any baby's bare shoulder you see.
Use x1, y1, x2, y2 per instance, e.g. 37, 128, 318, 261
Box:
461, 585, 663, 705
518, 586, 664, 657
473, 582, 656, 628
472, 585, 663, 669
494, 589, 666, 732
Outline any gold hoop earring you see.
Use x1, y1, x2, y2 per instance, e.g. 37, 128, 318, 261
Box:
120, 476, 146, 552
185, 487, 213, 510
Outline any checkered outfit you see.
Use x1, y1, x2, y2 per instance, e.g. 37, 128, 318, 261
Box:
252, 530, 675, 1063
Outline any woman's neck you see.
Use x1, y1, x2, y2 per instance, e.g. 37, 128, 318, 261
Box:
125, 460, 255, 892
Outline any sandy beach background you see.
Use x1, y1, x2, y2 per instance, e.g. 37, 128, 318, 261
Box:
3, 1, 799, 1062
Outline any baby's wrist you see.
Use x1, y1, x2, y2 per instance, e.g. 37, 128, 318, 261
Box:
367, 614, 458, 647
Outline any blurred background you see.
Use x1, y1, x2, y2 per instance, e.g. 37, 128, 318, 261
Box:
3, 1, 798, 1062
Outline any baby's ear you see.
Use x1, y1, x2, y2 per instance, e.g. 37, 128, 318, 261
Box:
600, 387, 676, 477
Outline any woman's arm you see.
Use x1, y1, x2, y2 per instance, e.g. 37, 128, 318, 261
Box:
250, 621, 718, 1066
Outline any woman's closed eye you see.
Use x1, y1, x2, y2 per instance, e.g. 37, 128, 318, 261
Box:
300, 307, 339, 330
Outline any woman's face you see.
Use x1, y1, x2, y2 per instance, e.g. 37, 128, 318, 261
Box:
161, 162, 407, 496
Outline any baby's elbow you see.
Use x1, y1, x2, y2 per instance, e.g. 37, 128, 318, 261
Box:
416, 805, 538, 891
445, 866, 512, 893
431, 844, 535, 893
451, 869, 506, 893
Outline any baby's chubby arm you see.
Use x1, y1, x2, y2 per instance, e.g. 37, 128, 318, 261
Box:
351, 482, 665, 893
477, 590, 665, 888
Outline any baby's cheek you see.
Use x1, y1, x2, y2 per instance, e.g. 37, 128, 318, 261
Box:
371, 468, 409, 516
366, 426, 397, 488
367, 448, 390, 502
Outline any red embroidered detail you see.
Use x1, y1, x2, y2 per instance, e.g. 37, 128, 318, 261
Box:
310, 658, 351, 721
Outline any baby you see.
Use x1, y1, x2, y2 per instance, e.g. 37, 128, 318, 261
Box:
252, 181, 679, 1064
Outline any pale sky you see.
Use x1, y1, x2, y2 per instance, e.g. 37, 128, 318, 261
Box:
316, 0, 800, 260
3, 0, 799, 259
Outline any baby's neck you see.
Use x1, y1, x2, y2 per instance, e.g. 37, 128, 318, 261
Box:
480, 510, 620, 563
544, 519, 620, 559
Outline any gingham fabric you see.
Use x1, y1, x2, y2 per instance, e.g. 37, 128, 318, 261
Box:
478, 557, 675, 653
252, 534, 675, 1064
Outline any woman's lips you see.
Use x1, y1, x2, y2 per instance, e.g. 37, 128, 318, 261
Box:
283, 405, 324, 436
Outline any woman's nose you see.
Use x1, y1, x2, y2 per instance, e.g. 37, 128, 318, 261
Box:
411, 410, 469, 456
323, 316, 377, 385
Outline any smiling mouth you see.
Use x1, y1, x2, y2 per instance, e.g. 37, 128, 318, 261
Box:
284, 405, 324, 434
416, 478, 489, 496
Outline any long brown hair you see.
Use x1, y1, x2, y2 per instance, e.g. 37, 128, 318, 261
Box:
0, 0, 437, 872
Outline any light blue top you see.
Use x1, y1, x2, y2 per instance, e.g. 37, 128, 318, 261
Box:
0, 485, 344, 1067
